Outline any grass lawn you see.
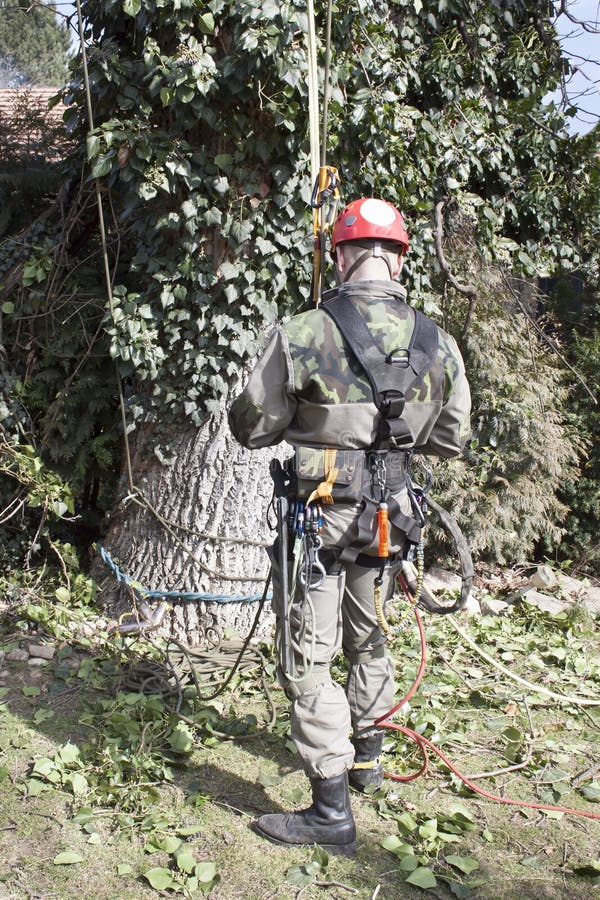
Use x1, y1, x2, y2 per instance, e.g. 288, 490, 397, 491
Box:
1, 596, 599, 899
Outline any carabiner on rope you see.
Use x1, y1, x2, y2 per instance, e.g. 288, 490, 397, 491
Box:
311, 165, 341, 305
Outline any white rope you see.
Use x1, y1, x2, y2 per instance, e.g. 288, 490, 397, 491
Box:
305, 0, 321, 186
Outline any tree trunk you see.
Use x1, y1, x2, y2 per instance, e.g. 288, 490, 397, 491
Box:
95, 385, 289, 645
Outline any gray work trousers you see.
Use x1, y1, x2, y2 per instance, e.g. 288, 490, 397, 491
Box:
271, 499, 406, 780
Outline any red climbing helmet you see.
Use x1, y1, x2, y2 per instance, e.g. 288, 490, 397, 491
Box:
330, 198, 409, 255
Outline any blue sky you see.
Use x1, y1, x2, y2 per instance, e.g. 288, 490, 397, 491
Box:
553, 0, 600, 132
54, 1, 599, 134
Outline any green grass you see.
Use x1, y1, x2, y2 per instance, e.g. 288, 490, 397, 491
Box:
1, 595, 599, 899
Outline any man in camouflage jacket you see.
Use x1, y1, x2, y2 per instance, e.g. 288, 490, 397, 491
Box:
229, 198, 471, 850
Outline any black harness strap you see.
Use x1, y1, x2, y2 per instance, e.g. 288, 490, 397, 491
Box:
322, 294, 439, 449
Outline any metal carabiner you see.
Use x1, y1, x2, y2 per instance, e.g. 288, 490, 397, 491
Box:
299, 535, 326, 590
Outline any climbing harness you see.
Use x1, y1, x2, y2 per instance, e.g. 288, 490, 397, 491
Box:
322, 289, 439, 452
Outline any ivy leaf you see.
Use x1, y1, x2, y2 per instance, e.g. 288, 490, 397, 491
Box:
91, 154, 113, 178
381, 834, 403, 852
168, 722, 194, 754
396, 811, 419, 834
399, 854, 419, 872
175, 848, 197, 874
312, 846, 329, 869
72, 808, 95, 825
579, 783, 600, 802
123, 0, 141, 17
67, 773, 89, 796
205, 207, 222, 226
143, 867, 174, 890
58, 742, 81, 765
138, 182, 158, 200
25, 779, 48, 797
32, 758, 55, 777
157, 835, 182, 854
176, 824, 203, 837
446, 855, 480, 874
197, 12, 214, 34
195, 861, 218, 883
285, 861, 321, 888
214, 154, 233, 171
446, 803, 477, 826
53, 852, 84, 865
181, 200, 197, 219
86, 135, 100, 160
406, 866, 438, 888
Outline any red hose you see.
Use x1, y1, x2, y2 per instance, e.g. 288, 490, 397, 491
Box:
374, 601, 600, 821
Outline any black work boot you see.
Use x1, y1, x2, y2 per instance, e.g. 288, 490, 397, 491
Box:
254, 772, 356, 851
349, 732, 384, 793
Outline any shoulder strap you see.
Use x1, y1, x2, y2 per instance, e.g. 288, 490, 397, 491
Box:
322, 293, 439, 447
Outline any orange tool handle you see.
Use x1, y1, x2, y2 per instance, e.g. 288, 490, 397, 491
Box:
378, 503, 389, 558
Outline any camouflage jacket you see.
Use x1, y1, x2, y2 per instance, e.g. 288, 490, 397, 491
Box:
228, 280, 471, 457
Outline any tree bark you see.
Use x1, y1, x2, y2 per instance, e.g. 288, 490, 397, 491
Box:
95, 382, 289, 645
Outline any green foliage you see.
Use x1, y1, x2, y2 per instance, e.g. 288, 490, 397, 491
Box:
541, 277, 600, 575
418, 238, 581, 566
0, 439, 74, 516
49, 0, 599, 425
0, 1, 71, 86
0, 0, 599, 568
285, 846, 330, 888
24, 687, 192, 810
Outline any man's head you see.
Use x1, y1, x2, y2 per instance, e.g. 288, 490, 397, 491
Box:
330, 198, 409, 284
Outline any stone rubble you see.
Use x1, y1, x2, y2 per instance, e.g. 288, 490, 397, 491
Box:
424, 562, 600, 617
6, 648, 29, 662
480, 596, 510, 616
27, 643, 55, 661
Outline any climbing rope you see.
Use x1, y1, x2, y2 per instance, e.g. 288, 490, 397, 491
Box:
98, 544, 271, 604
374, 547, 424, 637
119, 575, 278, 737
123, 492, 270, 584
306, 0, 320, 184
75, 0, 134, 493
306, 0, 341, 304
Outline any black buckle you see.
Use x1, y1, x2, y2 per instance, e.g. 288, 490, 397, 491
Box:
381, 393, 405, 419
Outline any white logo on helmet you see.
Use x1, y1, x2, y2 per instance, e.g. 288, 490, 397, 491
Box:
360, 199, 396, 226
